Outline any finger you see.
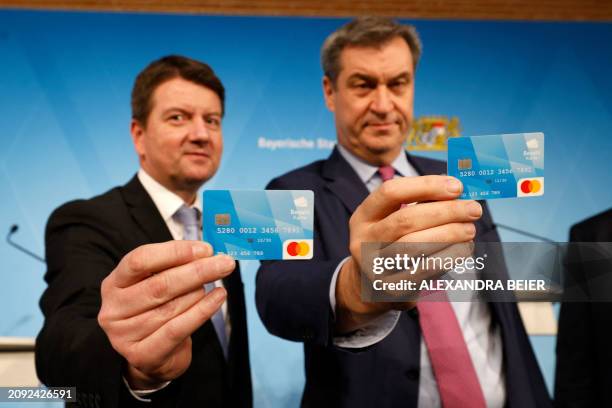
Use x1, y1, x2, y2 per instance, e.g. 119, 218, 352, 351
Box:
366, 222, 475, 264
376, 241, 454, 260
126, 337, 192, 382
110, 288, 207, 342
358, 241, 453, 271
377, 242, 474, 283
363, 242, 474, 286
130, 287, 227, 368
115, 254, 234, 318
395, 222, 476, 246
113, 241, 213, 288
356, 176, 463, 222
369, 200, 481, 242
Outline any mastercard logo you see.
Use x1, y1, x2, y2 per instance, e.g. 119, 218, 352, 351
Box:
283, 239, 313, 259
287, 241, 309, 256
517, 177, 544, 197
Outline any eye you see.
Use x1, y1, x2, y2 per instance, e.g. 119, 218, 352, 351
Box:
168, 113, 185, 123
388, 79, 409, 93
204, 116, 221, 129
352, 81, 374, 90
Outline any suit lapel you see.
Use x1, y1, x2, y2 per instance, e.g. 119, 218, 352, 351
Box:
322, 147, 370, 214
120, 174, 236, 295
408, 153, 447, 176
321, 149, 447, 214
120, 175, 173, 243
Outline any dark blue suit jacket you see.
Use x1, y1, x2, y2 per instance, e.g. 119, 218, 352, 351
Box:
256, 147, 551, 408
555, 208, 612, 408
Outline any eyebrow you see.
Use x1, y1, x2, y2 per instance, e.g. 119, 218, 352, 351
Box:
389, 72, 412, 82
161, 107, 190, 116
347, 71, 412, 84
161, 107, 222, 117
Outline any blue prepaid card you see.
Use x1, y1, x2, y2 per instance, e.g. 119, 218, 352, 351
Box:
447, 132, 544, 200
203, 190, 314, 260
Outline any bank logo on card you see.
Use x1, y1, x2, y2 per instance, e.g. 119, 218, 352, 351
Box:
293, 196, 308, 208
283, 239, 313, 259
526, 138, 540, 150
517, 177, 544, 197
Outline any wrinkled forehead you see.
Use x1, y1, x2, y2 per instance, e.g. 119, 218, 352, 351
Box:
337, 37, 414, 81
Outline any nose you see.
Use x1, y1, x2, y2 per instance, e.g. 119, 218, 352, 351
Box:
370, 85, 393, 115
191, 116, 210, 142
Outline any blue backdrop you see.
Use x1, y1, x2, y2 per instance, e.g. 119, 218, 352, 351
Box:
1, 10, 611, 407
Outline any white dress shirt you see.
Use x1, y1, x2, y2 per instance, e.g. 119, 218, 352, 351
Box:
330, 145, 506, 408
123, 169, 230, 402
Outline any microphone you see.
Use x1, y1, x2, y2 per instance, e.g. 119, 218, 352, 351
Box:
2, 314, 34, 336
6, 224, 45, 263
492, 222, 558, 245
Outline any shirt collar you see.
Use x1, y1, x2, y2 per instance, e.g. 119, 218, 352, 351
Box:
137, 168, 203, 223
337, 144, 418, 184
390, 148, 419, 178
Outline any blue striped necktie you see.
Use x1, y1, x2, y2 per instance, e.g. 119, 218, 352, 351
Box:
173, 205, 229, 359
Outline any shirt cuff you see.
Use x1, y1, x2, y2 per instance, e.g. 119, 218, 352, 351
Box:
333, 309, 401, 348
122, 376, 171, 402
329, 256, 402, 348
329, 256, 351, 319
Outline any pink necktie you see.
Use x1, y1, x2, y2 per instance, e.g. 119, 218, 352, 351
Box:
378, 165, 405, 209
378, 165, 395, 183
418, 294, 486, 408
378, 165, 486, 407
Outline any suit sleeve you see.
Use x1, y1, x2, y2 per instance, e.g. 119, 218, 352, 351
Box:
35, 201, 174, 408
256, 177, 347, 347
554, 225, 595, 408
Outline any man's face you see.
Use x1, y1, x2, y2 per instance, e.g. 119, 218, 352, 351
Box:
323, 36, 414, 165
131, 77, 223, 197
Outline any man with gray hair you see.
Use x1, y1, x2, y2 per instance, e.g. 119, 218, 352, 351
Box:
257, 17, 550, 407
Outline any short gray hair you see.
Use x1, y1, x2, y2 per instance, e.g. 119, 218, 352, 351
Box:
321, 17, 422, 86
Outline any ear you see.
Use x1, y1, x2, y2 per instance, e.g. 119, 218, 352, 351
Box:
130, 119, 146, 159
322, 76, 336, 112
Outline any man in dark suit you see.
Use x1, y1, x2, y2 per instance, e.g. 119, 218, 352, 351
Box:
36, 55, 251, 407
256, 17, 550, 407
555, 208, 612, 407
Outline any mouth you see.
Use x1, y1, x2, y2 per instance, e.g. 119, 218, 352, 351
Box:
364, 122, 398, 131
184, 151, 211, 158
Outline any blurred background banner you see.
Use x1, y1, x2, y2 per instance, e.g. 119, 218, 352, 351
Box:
0, 9, 611, 407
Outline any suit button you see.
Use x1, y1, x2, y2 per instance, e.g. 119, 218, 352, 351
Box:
302, 328, 314, 341
406, 369, 419, 381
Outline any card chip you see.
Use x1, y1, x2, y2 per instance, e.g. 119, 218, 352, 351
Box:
458, 158, 472, 170
215, 213, 231, 225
